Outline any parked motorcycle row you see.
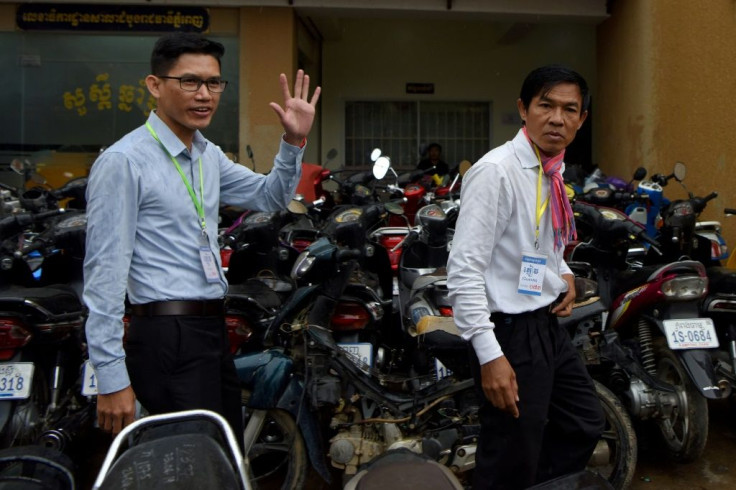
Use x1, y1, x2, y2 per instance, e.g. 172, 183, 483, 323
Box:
0, 152, 734, 489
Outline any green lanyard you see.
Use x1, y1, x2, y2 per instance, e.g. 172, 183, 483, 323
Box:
146, 122, 207, 232
532, 144, 550, 250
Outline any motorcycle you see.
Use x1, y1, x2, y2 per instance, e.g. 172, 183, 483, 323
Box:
567, 201, 726, 463
0, 209, 94, 451
236, 204, 481, 488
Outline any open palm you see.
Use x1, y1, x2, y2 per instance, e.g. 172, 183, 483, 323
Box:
270, 69, 321, 146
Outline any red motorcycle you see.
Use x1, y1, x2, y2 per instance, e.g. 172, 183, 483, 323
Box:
562, 202, 726, 463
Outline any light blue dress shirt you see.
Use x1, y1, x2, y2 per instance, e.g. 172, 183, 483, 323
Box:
83, 111, 303, 394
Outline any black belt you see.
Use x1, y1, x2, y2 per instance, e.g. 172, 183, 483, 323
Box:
130, 299, 225, 317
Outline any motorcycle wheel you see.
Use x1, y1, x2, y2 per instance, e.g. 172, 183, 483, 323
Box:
589, 381, 637, 490
653, 341, 708, 463
244, 406, 308, 490
0, 368, 48, 448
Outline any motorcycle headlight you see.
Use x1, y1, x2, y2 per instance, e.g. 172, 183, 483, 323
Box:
290, 250, 315, 280
661, 276, 707, 300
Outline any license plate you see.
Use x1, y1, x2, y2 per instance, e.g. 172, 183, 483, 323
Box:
81, 360, 98, 396
435, 358, 453, 380
0, 363, 34, 400
664, 318, 719, 350
338, 342, 373, 373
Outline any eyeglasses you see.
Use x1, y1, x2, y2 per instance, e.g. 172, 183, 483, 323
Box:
157, 75, 228, 93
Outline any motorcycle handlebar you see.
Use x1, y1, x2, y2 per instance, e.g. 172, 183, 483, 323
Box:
725, 208, 736, 216
0, 208, 64, 236
391, 228, 419, 252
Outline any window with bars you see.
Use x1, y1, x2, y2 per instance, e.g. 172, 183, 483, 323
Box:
345, 100, 492, 170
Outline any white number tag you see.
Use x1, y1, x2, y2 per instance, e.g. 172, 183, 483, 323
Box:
81, 360, 99, 396
434, 358, 453, 380
664, 318, 719, 350
0, 363, 34, 400
338, 342, 373, 373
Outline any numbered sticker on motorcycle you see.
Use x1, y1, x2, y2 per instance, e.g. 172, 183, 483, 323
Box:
338, 342, 373, 374
663, 318, 719, 350
0, 362, 34, 400
82, 360, 98, 396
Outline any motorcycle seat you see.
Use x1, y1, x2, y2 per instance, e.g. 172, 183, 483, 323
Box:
226, 279, 282, 310
416, 315, 467, 349
344, 449, 463, 490
0, 284, 83, 318
707, 266, 736, 295
612, 265, 663, 300
99, 433, 241, 490
411, 267, 447, 292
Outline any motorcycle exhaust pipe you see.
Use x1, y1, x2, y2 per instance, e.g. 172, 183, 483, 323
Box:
718, 378, 732, 398
38, 404, 94, 451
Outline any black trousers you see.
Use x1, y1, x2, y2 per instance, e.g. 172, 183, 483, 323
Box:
470, 307, 604, 490
125, 315, 243, 445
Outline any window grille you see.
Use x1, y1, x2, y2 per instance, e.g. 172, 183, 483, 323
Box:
345, 100, 491, 170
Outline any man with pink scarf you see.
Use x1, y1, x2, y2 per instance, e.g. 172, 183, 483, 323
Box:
447, 65, 604, 489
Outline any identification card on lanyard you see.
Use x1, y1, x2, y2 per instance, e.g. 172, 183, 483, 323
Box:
199, 232, 221, 283
517, 251, 547, 296
517, 143, 550, 296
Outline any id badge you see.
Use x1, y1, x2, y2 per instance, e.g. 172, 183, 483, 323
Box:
517, 252, 547, 296
198, 232, 220, 283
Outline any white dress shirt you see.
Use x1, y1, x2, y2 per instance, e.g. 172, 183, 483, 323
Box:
447, 129, 572, 365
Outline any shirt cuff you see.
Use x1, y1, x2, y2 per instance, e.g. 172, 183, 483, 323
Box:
94, 357, 131, 395
278, 134, 306, 161
470, 328, 504, 365
560, 259, 573, 277
281, 134, 307, 149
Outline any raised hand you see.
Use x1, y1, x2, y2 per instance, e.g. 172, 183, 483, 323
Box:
269, 69, 321, 147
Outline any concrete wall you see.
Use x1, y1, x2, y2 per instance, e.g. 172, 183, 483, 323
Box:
239, 7, 297, 174
321, 17, 597, 169
597, 0, 736, 253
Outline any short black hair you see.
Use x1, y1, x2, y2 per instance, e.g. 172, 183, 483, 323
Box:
150, 33, 225, 76
519, 64, 590, 113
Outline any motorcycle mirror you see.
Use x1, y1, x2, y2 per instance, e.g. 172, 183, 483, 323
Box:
458, 160, 472, 177
370, 148, 382, 162
633, 167, 647, 181
673, 161, 686, 181
245, 145, 256, 171
10, 159, 25, 175
326, 148, 338, 162
287, 199, 308, 215
373, 156, 390, 180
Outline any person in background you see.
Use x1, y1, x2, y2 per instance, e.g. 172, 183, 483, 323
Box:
83, 32, 320, 437
417, 142, 450, 177
447, 64, 604, 489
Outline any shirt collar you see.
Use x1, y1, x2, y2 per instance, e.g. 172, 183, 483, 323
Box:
511, 128, 566, 173
512, 128, 540, 169
147, 111, 207, 158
